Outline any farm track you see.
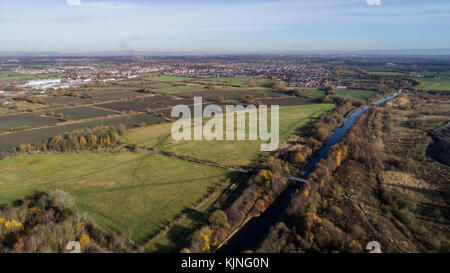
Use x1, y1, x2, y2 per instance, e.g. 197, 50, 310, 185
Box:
155, 150, 252, 173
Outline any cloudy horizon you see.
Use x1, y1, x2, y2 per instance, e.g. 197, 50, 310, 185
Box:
1, 0, 449, 53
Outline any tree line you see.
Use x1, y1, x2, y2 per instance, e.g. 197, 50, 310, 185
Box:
18, 124, 128, 153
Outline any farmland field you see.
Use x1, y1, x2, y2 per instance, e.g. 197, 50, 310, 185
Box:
0, 113, 61, 133
96, 96, 194, 112
144, 82, 175, 89
307, 88, 327, 98
172, 89, 282, 101
80, 89, 140, 100
0, 71, 61, 82
367, 71, 407, 76
40, 96, 95, 106
147, 76, 268, 86
0, 113, 166, 152
335, 89, 377, 100
41, 106, 117, 120
156, 85, 206, 94
79, 86, 140, 92
147, 75, 193, 82
416, 78, 450, 91
340, 77, 374, 82
122, 104, 335, 166
0, 153, 231, 243
259, 97, 318, 106
189, 77, 268, 86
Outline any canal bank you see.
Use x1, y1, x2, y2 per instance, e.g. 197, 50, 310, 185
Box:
218, 92, 399, 253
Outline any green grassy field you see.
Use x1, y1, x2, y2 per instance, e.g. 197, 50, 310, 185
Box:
145, 179, 232, 252
307, 88, 326, 98
340, 77, 374, 82
146, 82, 175, 89
0, 153, 230, 243
146, 76, 268, 86
189, 77, 267, 86
122, 104, 335, 166
416, 78, 450, 91
148, 76, 193, 82
367, 71, 407, 76
335, 89, 377, 100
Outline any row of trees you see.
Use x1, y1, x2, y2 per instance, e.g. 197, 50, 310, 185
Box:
18, 124, 127, 153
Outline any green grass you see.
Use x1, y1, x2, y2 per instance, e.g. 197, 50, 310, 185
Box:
367, 71, 407, 76
189, 77, 267, 86
122, 104, 335, 166
416, 78, 450, 91
146, 82, 175, 89
307, 88, 327, 98
335, 89, 377, 100
0, 107, 11, 113
115, 80, 149, 86
340, 77, 374, 82
148, 76, 193, 82
145, 179, 232, 252
146, 76, 268, 86
0, 153, 230, 244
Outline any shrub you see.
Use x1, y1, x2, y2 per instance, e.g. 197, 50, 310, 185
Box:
50, 190, 74, 213
350, 224, 365, 240
292, 88, 308, 97
329, 205, 343, 218
209, 210, 228, 227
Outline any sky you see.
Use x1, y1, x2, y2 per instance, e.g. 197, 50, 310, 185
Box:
0, 0, 449, 53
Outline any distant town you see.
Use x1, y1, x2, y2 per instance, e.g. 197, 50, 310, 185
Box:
0, 56, 333, 99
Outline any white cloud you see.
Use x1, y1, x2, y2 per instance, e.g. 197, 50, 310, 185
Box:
367, 0, 382, 6
67, 0, 81, 6
83, 2, 137, 9
66, 0, 136, 9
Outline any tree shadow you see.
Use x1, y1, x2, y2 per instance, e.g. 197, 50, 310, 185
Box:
182, 208, 208, 223
151, 224, 194, 253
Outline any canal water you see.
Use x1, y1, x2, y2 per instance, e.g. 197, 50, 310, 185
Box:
219, 93, 398, 253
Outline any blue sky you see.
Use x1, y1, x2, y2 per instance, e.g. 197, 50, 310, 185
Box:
0, 0, 449, 52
